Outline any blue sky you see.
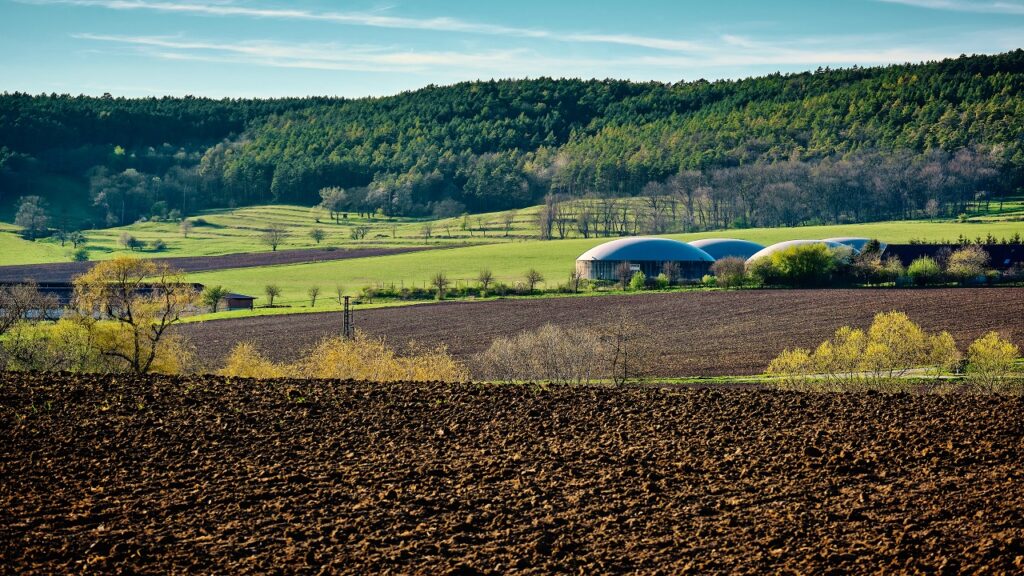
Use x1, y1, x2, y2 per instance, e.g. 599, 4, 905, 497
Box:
2, 0, 1023, 98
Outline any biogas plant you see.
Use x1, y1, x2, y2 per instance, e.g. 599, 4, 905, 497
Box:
574, 237, 882, 282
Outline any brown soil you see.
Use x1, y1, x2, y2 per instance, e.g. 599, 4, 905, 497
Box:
180, 288, 1024, 376
0, 246, 431, 283
2, 373, 1022, 574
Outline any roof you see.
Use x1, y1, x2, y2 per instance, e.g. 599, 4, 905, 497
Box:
687, 238, 765, 260
223, 293, 256, 300
746, 239, 851, 263
577, 237, 714, 263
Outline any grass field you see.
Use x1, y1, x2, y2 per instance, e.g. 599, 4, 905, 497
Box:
3, 197, 1022, 266
0, 204, 537, 265
185, 218, 1024, 312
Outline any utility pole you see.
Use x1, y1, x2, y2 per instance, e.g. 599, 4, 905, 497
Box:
343, 296, 353, 339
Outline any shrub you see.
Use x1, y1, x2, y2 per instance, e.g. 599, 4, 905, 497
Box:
907, 256, 943, 286
201, 285, 229, 313
475, 323, 607, 385
2, 317, 194, 375
653, 273, 670, 290
755, 243, 838, 287
219, 341, 286, 379
766, 311, 961, 392
629, 270, 647, 291
220, 333, 468, 382
701, 274, 716, 287
711, 257, 746, 288
966, 332, 1020, 392
150, 239, 167, 251
946, 245, 989, 283
71, 247, 89, 262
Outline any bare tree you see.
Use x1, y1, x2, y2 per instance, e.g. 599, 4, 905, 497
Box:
501, 211, 517, 236
309, 228, 326, 244
599, 307, 654, 385
575, 203, 594, 238
179, 219, 194, 238
538, 194, 557, 239
308, 286, 321, 307
661, 261, 680, 285
420, 222, 433, 242
264, 284, 281, 307
569, 268, 583, 293
525, 269, 544, 292
431, 272, 450, 300
615, 262, 634, 289
0, 282, 59, 337
73, 257, 198, 374
260, 224, 289, 252
478, 269, 494, 294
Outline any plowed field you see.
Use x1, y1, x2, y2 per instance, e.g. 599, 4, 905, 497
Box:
2, 373, 1022, 573
180, 288, 1024, 376
0, 246, 431, 283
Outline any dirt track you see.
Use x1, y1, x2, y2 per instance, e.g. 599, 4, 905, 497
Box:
0, 246, 430, 282
180, 288, 1024, 376
2, 373, 1022, 574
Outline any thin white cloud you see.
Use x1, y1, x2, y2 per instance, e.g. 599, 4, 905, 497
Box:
73, 31, 1004, 79
24, 0, 719, 53
877, 0, 1024, 14
73, 33, 534, 72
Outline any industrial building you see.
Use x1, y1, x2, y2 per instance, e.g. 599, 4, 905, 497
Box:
576, 237, 714, 282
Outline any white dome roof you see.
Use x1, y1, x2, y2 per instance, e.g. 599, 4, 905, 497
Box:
577, 237, 715, 262
688, 238, 766, 260
746, 239, 853, 263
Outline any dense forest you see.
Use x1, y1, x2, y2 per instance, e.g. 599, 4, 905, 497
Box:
1, 50, 1022, 230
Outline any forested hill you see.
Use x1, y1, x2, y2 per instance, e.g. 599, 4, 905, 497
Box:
2, 50, 1023, 230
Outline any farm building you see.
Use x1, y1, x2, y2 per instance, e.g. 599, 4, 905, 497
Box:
221, 293, 256, 310
688, 238, 765, 261
576, 237, 714, 282
746, 239, 854, 263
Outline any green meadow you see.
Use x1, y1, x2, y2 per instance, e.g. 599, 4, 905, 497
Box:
184, 217, 1024, 312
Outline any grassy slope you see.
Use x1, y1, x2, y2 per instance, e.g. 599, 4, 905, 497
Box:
5, 197, 1022, 267
0, 204, 536, 265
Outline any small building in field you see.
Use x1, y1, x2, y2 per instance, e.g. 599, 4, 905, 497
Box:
746, 239, 854, 263
221, 293, 256, 310
576, 237, 714, 282
688, 238, 765, 261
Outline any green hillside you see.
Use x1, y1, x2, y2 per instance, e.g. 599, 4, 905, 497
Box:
3, 50, 1023, 231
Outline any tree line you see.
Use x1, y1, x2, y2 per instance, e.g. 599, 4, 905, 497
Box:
2, 50, 1023, 229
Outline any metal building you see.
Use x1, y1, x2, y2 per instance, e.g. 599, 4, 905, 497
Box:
576, 237, 714, 282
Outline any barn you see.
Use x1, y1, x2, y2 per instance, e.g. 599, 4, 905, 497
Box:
688, 238, 765, 261
576, 237, 714, 282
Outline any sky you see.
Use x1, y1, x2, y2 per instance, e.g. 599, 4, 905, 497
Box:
1, 0, 1023, 98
